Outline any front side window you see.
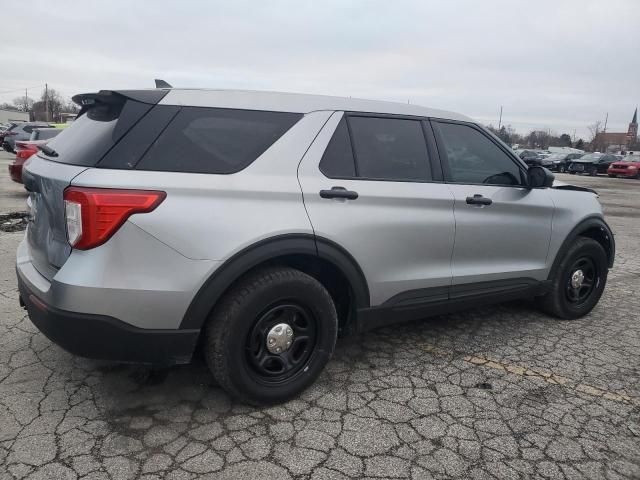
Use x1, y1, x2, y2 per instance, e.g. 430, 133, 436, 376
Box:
348, 116, 431, 181
435, 122, 523, 186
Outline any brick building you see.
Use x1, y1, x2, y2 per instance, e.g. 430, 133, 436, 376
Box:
595, 109, 638, 151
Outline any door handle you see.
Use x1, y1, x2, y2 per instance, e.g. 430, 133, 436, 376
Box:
466, 194, 492, 206
320, 186, 359, 200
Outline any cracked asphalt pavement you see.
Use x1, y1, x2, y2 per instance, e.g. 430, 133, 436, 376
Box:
1, 148, 639, 479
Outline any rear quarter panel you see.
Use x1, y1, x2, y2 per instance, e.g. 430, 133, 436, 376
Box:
70, 111, 333, 261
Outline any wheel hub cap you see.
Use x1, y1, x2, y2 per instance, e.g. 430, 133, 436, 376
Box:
266, 323, 294, 354
570, 269, 585, 289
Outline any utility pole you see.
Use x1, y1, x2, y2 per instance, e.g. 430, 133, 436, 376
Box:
45, 83, 49, 122
603, 112, 608, 133
24, 88, 28, 114
498, 105, 503, 129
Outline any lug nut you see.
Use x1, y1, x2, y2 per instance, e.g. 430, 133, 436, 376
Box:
286, 328, 293, 336
276, 347, 281, 353
268, 338, 275, 345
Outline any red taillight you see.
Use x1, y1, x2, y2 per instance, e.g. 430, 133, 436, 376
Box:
63, 187, 166, 250
16, 148, 36, 160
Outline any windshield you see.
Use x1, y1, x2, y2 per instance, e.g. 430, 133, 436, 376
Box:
547, 153, 565, 160
621, 156, 640, 162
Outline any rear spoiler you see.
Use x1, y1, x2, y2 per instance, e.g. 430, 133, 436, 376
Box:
72, 89, 170, 117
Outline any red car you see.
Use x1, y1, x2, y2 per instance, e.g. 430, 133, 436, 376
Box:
607, 155, 640, 179
8, 128, 62, 183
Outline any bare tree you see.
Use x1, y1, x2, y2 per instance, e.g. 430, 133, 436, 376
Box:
12, 96, 34, 112
588, 121, 602, 151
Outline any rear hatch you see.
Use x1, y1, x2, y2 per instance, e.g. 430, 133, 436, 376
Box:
22, 89, 168, 281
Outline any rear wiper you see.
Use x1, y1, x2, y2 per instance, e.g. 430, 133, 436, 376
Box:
37, 145, 59, 158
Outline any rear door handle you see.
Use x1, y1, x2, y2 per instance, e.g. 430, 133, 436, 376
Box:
466, 194, 492, 206
320, 186, 359, 200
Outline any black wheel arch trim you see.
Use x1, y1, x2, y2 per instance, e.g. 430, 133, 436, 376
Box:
549, 216, 615, 280
179, 234, 370, 330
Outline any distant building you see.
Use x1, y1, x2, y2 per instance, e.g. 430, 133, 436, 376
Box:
0, 109, 29, 124
595, 109, 638, 152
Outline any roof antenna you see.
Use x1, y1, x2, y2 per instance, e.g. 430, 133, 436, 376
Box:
154, 79, 172, 88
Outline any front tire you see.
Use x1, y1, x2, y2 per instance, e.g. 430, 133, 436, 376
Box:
204, 266, 338, 405
537, 237, 608, 319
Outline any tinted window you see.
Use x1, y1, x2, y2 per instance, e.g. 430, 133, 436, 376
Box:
40, 99, 148, 166
435, 122, 523, 186
320, 117, 356, 177
99, 105, 179, 169
32, 129, 61, 141
136, 107, 302, 174
349, 116, 431, 181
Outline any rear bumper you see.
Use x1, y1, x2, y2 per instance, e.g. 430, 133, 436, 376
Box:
17, 269, 199, 365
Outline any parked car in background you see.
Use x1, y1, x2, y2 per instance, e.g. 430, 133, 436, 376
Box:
16, 87, 614, 404
519, 150, 551, 166
9, 128, 63, 183
607, 155, 640, 178
546, 152, 584, 173
0, 122, 17, 146
2, 122, 54, 153
568, 153, 618, 176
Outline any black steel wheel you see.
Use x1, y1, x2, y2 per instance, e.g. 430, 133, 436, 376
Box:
205, 266, 337, 405
564, 257, 598, 307
537, 237, 608, 319
245, 303, 317, 383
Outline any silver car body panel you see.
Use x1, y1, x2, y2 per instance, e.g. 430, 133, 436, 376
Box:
298, 112, 455, 305
22, 156, 88, 280
17, 222, 218, 329
446, 184, 554, 284
159, 89, 474, 121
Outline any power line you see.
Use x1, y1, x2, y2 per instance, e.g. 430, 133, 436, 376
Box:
0, 84, 45, 94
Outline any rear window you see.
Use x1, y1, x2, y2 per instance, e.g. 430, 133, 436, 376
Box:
31, 129, 61, 141
135, 107, 302, 174
38, 98, 150, 166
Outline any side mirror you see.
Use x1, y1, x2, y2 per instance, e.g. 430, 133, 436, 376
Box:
527, 166, 554, 188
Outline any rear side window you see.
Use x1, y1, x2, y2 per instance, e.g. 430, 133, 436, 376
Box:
320, 118, 356, 177
349, 116, 431, 181
135, 107, 302, 174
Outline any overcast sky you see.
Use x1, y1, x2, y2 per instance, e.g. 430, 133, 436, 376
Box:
1, 0, 638, 139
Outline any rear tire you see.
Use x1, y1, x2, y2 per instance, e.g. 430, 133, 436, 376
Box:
204, 266, 338, 405
589, 167, 597, 176
537, 237, 608, 320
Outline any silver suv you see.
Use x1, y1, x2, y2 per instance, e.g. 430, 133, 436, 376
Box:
16, 88, 614, 404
